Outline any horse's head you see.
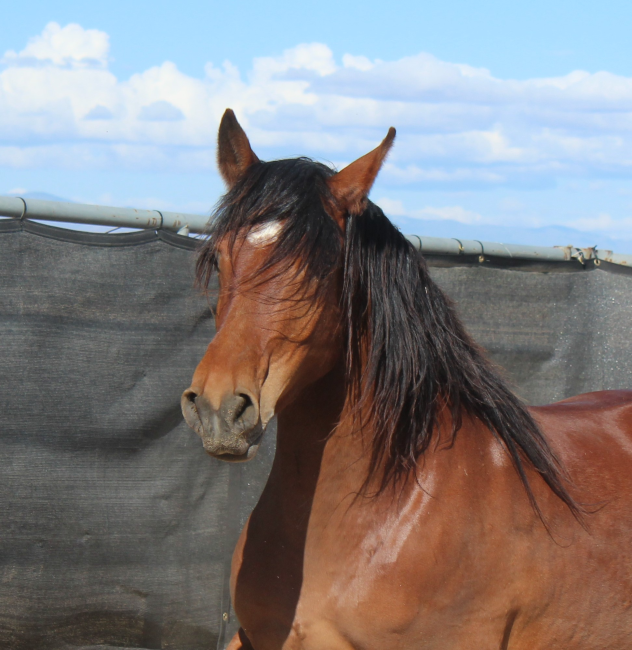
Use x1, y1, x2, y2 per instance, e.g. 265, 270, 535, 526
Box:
181, 109, 394, 461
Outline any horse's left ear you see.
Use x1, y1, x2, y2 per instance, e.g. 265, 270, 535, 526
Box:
327, 127, 396, 219
217, 108, 260, 188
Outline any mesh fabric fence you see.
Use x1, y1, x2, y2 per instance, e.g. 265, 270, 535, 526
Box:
1, 220, 631, 649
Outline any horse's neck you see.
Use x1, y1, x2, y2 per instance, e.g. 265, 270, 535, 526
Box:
273, 362, 349, 493
271, 367, 512, 523
271, 362, 450, 512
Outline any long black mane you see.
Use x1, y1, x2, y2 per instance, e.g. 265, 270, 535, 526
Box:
197, 157, 581, 521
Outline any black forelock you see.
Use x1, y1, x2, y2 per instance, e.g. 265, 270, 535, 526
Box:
196, 157, 342, 291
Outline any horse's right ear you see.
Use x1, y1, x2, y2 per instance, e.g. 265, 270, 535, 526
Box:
217, 109, 260, 188
327, 127, 396, 221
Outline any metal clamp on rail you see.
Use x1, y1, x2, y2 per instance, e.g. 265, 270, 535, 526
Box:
18, 197, 27, 220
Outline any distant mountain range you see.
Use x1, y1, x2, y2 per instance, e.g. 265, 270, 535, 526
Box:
391, 216, 632, 255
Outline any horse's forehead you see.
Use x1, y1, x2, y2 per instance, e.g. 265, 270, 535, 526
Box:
246, 221, 283, 246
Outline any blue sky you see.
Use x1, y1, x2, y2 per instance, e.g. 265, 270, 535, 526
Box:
3, 0, 632, 251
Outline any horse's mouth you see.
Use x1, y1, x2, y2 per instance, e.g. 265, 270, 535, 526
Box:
203, 430, 264, 463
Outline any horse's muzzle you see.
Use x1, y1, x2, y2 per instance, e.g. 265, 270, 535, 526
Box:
181, 389, 263, 461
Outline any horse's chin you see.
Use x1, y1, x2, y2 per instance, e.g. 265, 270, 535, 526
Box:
204, 434, 263, 463
206, 445, 260, 463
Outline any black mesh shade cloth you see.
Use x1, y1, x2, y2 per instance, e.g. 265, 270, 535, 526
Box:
1, 219, 631, 649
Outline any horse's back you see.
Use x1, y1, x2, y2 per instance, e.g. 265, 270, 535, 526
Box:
538, 388, 632, 411
516, 391, 632, 648
531, 390, 632, 488
532, 389, 632, 448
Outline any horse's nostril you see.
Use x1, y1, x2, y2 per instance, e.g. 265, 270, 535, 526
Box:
181, 389, 204, 436
235, 393, 253, 420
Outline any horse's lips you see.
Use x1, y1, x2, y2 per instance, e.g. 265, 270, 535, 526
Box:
203, 429, 264, 463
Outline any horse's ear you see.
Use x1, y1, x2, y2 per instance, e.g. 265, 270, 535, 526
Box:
217, 109, 260, 188
328, 127, 396, 218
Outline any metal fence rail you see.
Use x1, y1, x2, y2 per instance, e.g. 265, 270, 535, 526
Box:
0, 195, 208, 235
1, 194, 630, 266
404, 235, 632, 267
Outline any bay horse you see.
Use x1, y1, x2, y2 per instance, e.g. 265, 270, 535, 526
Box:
182, 109, 632, 649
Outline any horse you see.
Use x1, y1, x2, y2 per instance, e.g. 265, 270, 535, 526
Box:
181, 109, 632, 649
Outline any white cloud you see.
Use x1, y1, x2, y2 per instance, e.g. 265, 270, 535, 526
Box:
376, 198, 486, 224
382, 163, 505, 185
2, 22, 109, 68
375, 197, 406, 216
251, 42, 337, 79
567, 212, 632, 233
342, 54, 375, 72
4, 22, 632, 193
498, 198, 525, 212
413, 205, 484, 224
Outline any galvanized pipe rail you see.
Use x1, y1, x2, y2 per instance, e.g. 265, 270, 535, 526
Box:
1, 195, 630, 266
0, 195, 209, 235
404, 235, 631, 267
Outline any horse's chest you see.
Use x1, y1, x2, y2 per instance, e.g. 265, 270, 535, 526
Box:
230, 460, 519, 649
231, 501, 438, 650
